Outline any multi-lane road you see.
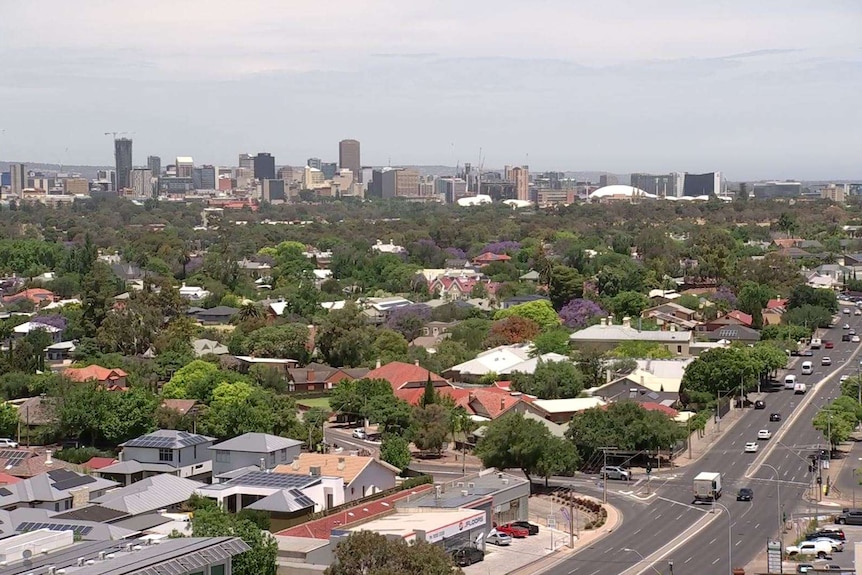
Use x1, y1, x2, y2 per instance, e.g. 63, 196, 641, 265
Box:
553, 306, 862, 575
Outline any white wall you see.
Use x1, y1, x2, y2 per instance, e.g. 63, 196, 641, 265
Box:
346, 462, 397, 502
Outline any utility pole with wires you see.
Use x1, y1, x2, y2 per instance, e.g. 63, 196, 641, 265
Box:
599, 447, 618, 504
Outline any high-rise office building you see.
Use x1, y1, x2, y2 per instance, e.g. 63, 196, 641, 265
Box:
321, 162, 337, 180
193, 165, 217, 190
630, 173, 678, 197
511, 165, 530, 202
9, 163, 26, 194
239, 153, 255, 171
175, 157, 194, 178
339, 139, 361, 182
114, 138, 133, 190
683, 172, 722, 197
147, 156, 161, 177
130, 168, 153, 198
63, 177, 89, 196
254, 153, 276, 180
307, 157, 322, 170
262, 179, 286, 203
381, 167, 419, 198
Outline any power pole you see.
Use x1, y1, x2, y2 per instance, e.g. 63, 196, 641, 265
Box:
599, 447, 617, 504
568, 486, 575, 548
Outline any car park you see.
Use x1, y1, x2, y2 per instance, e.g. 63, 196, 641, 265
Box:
754, 400, 766, 410
770, 413, 782, 421
805, 537, 844, 552
736, 488, 753, 501
510, 521, 540, 535
486, 531, 512, 546
745, 442, 758, 453
600, 466, 631, 480
822, 357, 832, 366
757, 429, 771, 440
452, 547, 485, 566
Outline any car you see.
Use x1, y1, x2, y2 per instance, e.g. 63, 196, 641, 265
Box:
853, 336, 860, 343
843, 308, 851, 314
785, 540, 833, 559
822, 357, 832, 366
486, 531, 512, 546
745, 442, 758, 453
807, 527, 846, 541
757, 429, 772, 440
495, 524, 529, 538
452, 547, 485, 566
856, 309, 861, 316
805, 537, 845, 552
351, 428, 367, 440
600, 466, 631, 481
770, 413, 782, 421
510, 521, 540, 535
840, 375, 850, 383
737, 488, 753, 501
843, 323, 851, 329
842, 334, 852, 341
797, 564, 816, 574
811, 563, 843, 571
754, 400, 766, 410
835, 509, 862, 525
802, 350, 814, 356
851, 329, 857, 335
0, 438, 19, 449
825, 341, 834, 349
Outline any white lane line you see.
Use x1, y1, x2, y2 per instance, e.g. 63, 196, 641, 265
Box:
684, 557, 692, 563
712, 558, 720, 564
709, 538, 717, 545
676, 513, 684, 520
755, 523, 760, 529
604, 547, 614, 554
735, 540, 742, 546
633, 529, 642, 535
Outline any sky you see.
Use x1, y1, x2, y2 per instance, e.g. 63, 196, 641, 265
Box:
1, 0, 860, 180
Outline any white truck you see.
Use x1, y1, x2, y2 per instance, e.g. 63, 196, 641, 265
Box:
693, 471, 722, 502
810, 338, 822, 349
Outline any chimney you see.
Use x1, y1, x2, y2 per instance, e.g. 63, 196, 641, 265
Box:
376, 358, 381, 369
640, 375, 645, 387
259, 457, 266, 471
607, 316, 613, 325
600, 318, 607, 327
606, 369, 612, 384
337, 457, 346, 471
291, 458, 300, 471
307, 369, 315, 382
500, 398, 505, 410
414, 359, 420, 366
670, 324, 677, 332
45, 450, 53, 466
622, 316, 631, 328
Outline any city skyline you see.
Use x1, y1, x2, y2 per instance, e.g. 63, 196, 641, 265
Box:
1, 1, 860, 180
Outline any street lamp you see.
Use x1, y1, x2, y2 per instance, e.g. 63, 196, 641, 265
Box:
622, 548, 662, 575
761, 463, 783, 533
711, 501, 734, 575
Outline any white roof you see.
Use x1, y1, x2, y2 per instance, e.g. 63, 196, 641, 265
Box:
570, 323, 692, 343
176, 156, 194, 164
447, 344, 533, 376
312, 269, 332, 280
499, 353, 572, 375
457, 195, 492, 206
42, 298, 81, 310
590, 185, 657, 199
532, 397, 606, 414
321, 300, 346, 311
269, 301, 288, 316
13, 322, 62, 335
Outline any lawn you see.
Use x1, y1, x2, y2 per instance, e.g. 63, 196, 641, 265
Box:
297, 397, 332, 411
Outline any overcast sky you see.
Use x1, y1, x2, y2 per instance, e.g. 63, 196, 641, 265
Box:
1, 1, 860, 180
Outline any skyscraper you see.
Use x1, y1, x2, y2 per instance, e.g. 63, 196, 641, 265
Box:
307, 157, 322, 170
114, 138, 133, 190
175, 157, 194, 178
130, 168, 153, 198
254, 153, 276, 180
511, 165, 530, 202
147, 155, 161, 177
9, 163, 26, 194
239, 153, 254, 171
339, 139, 361, 182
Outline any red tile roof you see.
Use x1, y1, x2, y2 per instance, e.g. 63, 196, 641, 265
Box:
0, 472, 22, 485
64, 365, 128, 383
2, 288, 54, 305
395, 385, 533, 420
277, 484, 435, 539
82, 456, 118, 471
160, 399, 199, 415
726, 310, 753, 327
639, 402, 679, 417
473, 252, 511, 264
766, 298, 787, 310
366, 362, 449, 391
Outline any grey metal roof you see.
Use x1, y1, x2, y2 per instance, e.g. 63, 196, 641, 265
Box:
109, 512, 173, 533
92, 474, 204, 516
0, 469, 118, 508
120, 429, 215, 450
211, 432, 302, 454
54, 504, 129, 523
245, 488, 315, 513
97, 460, 177, 475
214, 465, 259, 481
569, 324, 692, 342
1, 507, 137, 542
224, 470, 319, 490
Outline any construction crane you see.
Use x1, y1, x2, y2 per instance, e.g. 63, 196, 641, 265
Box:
104, 131, 130, 141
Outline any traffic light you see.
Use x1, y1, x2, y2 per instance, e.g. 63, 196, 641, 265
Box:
646, 462, 652, 475
809, 462, 816, 473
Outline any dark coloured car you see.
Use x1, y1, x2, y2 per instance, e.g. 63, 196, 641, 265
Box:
737, 488, 753, 501
452, 547, 484, 566
836, 509, 862, 525
754, 400, 766, 410
842, 334, 852, 342
510, 521, 540, 535
770, 413, 782, 422
807, 528, 845, 542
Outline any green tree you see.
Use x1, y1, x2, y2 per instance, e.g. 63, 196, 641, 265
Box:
191, 505, 278, 575
782, 304, 833, 330
608, 291, 650, 319
535, 436, 581, 486
0, 403, 20, 437
420, 374, 437, 408
531, 328, 572, 356
493, 300, 560, 330
813, 406, 855, 450
787, 285, 838, 313
380, 435, 412, 472
411, 403, 449, 454
760, 324, 811, 342
325, 531, 460, 575
367, 329, 410, 366
548, 265, 583, 310
329, 378, 395, 423
511, 360, 584, 399
244, 324, 311, 363
100, 387, 159, 444
161, 360, 220, 400
317, 303, 375, 367
237, 302, 263, 322
737, 282, 772, 330
609, 340, 673, 359
447, 318, 493, 351
679, 346, 763, 401
474, 412, 551, 484
303, 407, 329, 450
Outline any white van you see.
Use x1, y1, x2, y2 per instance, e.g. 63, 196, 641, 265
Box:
784, 374, 797, 389
801, 361, 813, 375
794, 382, 807, 394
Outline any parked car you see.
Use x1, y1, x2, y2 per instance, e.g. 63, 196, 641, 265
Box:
757, 429, 771, 440
770, 413, 782, 422
853, 336, 860, 343
754, 400, 766, 410
797, 564, 815, 573
737, 488, 753, 501
495, 524, 529, 538
452, 547, 485, 566
835, 509, 862, 525
850, 329, 857, 335
805, 537, 844, 552
806, 527, 845, 541
744, 442, 758, 453
843, 308, 851, 314
600, 466, 631, 481
785, 540, 833, 559
840, 375, 850, 382
486, 531, 512, 546
510, 521, 540, 535
843, 323, 851, 330
0, 438, 19, 448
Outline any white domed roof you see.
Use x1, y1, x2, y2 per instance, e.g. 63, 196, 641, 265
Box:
590, 185, 657, 199
456, 195, 492, 206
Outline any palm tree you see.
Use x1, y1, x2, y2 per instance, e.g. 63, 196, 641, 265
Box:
237, 302, 263, 322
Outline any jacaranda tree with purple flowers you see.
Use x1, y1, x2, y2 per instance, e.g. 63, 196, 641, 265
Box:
32, 315, 67, 331
443, 247, 467, 260
480, 241, 521, 255
385, 304, 432, 342
559, 298, 605, 329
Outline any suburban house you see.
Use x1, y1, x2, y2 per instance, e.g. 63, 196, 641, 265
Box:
178, 284, 211, 301
530, 397, 607, 424
501, 294, 550, 309
193, 306, 239, 325
193, 338, 229, 356
641, 302, 699, 330
0, 449, 78, 479
569, 317, 694, 356
274, 453, 399, 503
411, 320, 457, 350
1, 288, 55, 307
366, 361, 450, 391
233, 356, 300, 374
472, 252, 511, 266
588, 358, 692, 407
700, 310, 754, 331
286, 363, 368, 392
196, 468, 344, 515
12, 320, 63, 342
96, 429, 215, 486
361, 297, 414, 324
704, 325, 762, 343
210, 433, 303, 479
444, 344, 570, 382
159, 398, 201, 420
44, 340, 76, 364
63, 365, 128, 391
12, 396, 57, 435
0, 468, 117, 513
395, 385, 538, 423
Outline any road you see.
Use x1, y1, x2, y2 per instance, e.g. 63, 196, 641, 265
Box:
552, 306, 862, 575
323, 427, 380, 457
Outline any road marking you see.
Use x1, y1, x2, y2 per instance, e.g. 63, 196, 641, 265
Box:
603, 547, 613, 554
712, 558, 720, 564
709, 537, 717, 545
754, 523, 760, 529
735, 540, 741, 546
684, 557, 692, 563
633, 529, 642, 535
616, 509, 716, 575
676, 513, 684, 520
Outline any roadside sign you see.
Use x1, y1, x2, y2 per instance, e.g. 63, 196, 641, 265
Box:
766, 539, 782, 574
547, 515, 556, 529
560, 507, 571, 524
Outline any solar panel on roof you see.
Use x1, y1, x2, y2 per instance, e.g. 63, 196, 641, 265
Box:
0, 487, 11, 496
16, 521, 93, 536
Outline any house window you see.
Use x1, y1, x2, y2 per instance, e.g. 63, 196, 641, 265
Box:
159, 448, 173, 462
280, 448, 287, 461
270, 453, 276, 465
210, 566, 225, 575
54, 503, 59, 512
215, 451, 230, 463
194, 445, 197, 459
677, 345, 682, 354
